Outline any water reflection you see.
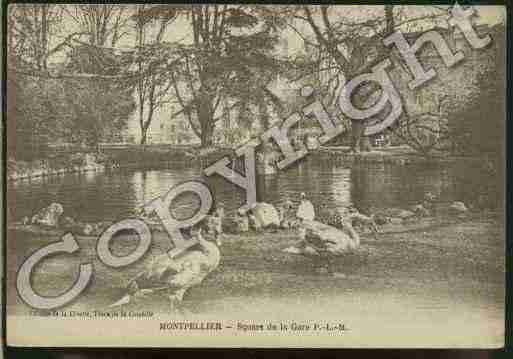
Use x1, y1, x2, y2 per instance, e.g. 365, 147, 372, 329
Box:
130, 170, 181, 205
330, 167, 352, 209
8, 157, 500, 223
350, 163, 450, 212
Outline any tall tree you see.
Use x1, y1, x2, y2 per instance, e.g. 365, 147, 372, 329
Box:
129, 5, 178, 144
283, 5, 445, 152
8, 4, 66, 71
7, 4, 68, 159
63, 5, 130, 47
162, 5, 284, 147
58, 5, 136, 146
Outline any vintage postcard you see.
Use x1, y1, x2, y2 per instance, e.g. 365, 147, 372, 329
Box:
4, 3, 507, 348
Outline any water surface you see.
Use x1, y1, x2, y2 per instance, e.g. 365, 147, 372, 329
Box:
8, 156, 499, 222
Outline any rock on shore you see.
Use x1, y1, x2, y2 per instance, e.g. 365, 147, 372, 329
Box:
449, 201, 468, 214
31, 203, 64, 227
251, 203, 281, 228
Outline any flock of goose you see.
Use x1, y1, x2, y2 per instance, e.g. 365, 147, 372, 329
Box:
110, 193, 364, 312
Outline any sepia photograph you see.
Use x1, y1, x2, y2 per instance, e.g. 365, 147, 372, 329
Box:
4, 3, 507, 348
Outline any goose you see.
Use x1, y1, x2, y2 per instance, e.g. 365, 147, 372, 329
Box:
248, 212, 262, 232
109, 227, 221, 311
233, 208, 249, 232
286, 219, 360, 275
278, 198, 297, 229
296, 192, 315, 222
320, 205, 378, 238
346, 206, 379, 238
204, 203, 224, 241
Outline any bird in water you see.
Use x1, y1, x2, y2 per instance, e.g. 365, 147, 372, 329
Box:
109, 226, 221, 312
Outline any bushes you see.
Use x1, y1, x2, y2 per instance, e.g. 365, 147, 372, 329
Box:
442, 25, 505, 156
7, 41, 136, 162
448, 45, 505, 156
7, 72, 134, 161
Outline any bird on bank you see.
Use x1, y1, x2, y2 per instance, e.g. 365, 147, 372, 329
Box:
203, 202, 225, 241
109, 227, 221, 312
320, 204, 379, 239
296, 192, 315, 222
278, 198, 296, 229
233, 208, 249, 232
346, 206, 379, 238
248, 212, 261, 232
288, 205, 360, 275
286, 218, 360, 275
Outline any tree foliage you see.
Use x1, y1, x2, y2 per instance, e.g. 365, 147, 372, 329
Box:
160, 5, 286, 146
6, 4, 506, 157
126, 5, 178, 144
447, 25, 505, 156
7, 4, 136, 159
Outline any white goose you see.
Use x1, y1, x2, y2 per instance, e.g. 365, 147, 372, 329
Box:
296, 192, 315, 222
109, 227, 221, 311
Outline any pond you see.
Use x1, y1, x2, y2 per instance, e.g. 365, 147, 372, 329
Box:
5, 154, 505, 336
7, 154, 501, 223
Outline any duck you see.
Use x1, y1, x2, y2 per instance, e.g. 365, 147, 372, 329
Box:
424, 192, 437, 202
346, 206, 379, 238
233, 208, 249, 233
204, 203, 224, 241
109, 227, 221, 312
248, 211, 262, 232
320, 205, 379, 238
318, 204, 347, 229
279, 198, 297, 229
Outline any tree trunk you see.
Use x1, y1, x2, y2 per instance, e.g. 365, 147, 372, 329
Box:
360, 135, 372, 152
200, 121, 214, 148
40, 6, 48, 71
348, 6, 394, 152
198, 96, 215, 148
385, 5, 394, 35
350, 120, 367, 152
258, 99, 270, 130
140, 127, 148, 145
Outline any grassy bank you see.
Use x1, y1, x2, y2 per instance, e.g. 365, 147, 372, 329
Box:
7, 145, 234, 182
316, 145, 498, 166
8, 143, 498, 182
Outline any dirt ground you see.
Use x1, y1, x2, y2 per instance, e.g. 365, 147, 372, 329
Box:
6, 211, 505, 346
